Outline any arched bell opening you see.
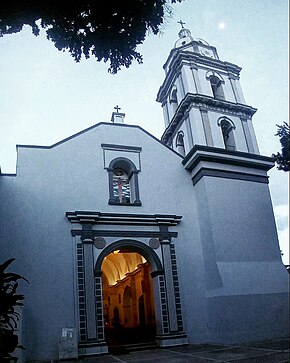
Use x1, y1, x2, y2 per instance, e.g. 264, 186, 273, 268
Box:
95, 240, 163, 347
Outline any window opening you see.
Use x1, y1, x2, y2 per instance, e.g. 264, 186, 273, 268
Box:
220, 119, 236, 150
108, 157, 141, 206
176, 132, 185, 156
113, 169, 131, 203
209, 75, 225, 100
169, 86, 178, 114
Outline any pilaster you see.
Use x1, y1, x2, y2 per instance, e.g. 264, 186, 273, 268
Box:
161, 239, 178, 332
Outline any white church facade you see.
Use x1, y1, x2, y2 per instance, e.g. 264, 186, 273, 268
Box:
0, 28, 289, 361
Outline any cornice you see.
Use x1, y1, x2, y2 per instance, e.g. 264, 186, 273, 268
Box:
182, 144, 274, 173
66, 211, 182, 226
157, 51, 242, 102
161, 93, 257, 145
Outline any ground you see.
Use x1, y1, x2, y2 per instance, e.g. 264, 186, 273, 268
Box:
58, 337, 290, 362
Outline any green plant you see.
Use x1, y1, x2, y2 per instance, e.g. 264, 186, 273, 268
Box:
0, 259, 28, 361
273, 122, 290, 172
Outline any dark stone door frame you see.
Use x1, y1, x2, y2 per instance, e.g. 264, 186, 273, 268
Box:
66, 211, 188, 355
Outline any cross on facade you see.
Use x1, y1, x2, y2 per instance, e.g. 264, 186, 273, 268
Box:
177, 20, 186, 29
114, 105, 121, 113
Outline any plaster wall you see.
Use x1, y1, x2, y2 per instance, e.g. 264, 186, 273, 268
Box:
188, 108, 207, 145
247, 118, 260, 154
162, 102, 170, 128
181, 65, 196, 94
0, 123, 207, 360
0, 122, 287, 359
234, 79, 246, 104
193, 175, 289, 342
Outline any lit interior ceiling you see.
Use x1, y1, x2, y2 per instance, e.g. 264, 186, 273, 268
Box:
102, 251, 146, 286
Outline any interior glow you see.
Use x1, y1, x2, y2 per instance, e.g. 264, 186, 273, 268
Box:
102, 252, 146, 285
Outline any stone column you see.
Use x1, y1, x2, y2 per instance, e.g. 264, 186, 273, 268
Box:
191, 64, 202, 94
200, 108, 214, 146
82, 237, 97, 340
160, 239, 178, 332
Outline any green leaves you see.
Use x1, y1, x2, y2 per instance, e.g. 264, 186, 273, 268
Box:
0, 1, 182, 73
273, 122, 290, 172
0, 258, 28, 361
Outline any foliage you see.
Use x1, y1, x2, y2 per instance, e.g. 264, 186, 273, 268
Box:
272, 122, 290, 172
0, 259, 28, 361
0, 0, 182, 73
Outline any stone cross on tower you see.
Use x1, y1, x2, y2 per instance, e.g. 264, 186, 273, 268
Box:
114, 105, 121, 113
111, 105, 125, 124
177, 20, 186, 29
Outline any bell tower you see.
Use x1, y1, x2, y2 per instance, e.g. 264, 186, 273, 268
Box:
157, 26, 289, 343
157, 26, 259, 156
156, 25, 276, 185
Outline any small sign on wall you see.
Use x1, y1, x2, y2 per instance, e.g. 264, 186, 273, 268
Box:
58, 327, 78, 360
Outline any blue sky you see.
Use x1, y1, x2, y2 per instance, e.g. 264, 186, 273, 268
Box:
0, 0, 288, 262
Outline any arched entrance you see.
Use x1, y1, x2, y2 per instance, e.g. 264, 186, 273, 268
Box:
66, 211, 187, 356
100, 245, 157, 346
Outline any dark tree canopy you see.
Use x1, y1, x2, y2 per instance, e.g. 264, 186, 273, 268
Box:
0, 259, 28, 360
0, 0, 182, 73
272, 122, 290, 172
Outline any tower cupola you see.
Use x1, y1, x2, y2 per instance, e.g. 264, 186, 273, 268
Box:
174, 27, 194, 48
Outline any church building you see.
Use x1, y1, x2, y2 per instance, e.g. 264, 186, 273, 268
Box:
0, 27, 288, 361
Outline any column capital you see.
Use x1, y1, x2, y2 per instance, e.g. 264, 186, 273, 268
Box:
81, 235, 94, 243
160, 238, 171, 244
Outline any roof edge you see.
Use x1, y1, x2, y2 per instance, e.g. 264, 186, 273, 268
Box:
15, 121, 183, 157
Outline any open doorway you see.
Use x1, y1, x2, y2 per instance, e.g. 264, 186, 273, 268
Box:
102, 249, 156, 347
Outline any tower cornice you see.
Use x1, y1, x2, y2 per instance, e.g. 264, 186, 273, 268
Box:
157, 50, 242, 102
161, 93, 257, 145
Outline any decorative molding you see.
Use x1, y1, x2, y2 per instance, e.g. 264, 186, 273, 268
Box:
108, 200, 142, 206
95, 239, 164, 273
16, 122, 182, 158
170, 244, 184, 332
161, 93, 257, 145
192, 168, 269, 185
94, 237, 107, 249
66, 211, 182, 226
182, 148, 274, 177
157, 49, 241, 102
104, 149, 141, 173
149, 237, 161, 249
101, 143, 142, 152
182, 144, 274, 172
71, 230, 178, 239
150, 269, 165, 278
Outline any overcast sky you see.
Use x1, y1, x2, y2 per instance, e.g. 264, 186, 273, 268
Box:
0, 0, 288, 263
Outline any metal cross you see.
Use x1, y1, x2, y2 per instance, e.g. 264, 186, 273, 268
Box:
178, 20, 186, 29
114, 105, 121, 113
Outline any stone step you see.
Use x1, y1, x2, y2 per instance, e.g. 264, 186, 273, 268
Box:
108, 341, 158, 355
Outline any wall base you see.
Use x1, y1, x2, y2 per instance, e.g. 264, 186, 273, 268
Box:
78, 341, 108, 356
156, 333, 188, 347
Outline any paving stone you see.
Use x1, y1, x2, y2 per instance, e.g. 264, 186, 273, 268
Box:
238, 338, 290, 351
66, 338, 290, 363
122, 350, 219, 362
168, 343, 227, 353
226, 351, 290, 362
189, 347, 275, 361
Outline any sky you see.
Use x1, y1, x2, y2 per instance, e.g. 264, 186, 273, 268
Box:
0, 0, 289, 263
